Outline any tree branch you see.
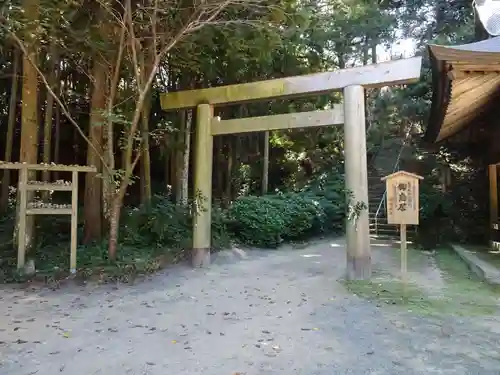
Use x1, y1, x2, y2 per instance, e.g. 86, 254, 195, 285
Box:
3, 28, 111, 174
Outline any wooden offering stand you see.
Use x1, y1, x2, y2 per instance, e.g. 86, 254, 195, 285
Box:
0, 162, 97, 274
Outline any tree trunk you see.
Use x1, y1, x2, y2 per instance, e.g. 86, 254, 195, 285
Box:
180, 109, 192, 205
53, 97, 60, 180
215, 136, 224, 201
73, 121, 79, 163
338, 51, 346, 69
42, 43, 58, 200
232, 136, 241, 200
83, 59, 107, 243
140, 94, 152, 205
262, 131, 270, 195
434, 0, 446, 35
16, 0, 40, 251
163, 135, 170, 191
139, 46, 154, 205
121, 143, 127, 171
174, 111, 186, 204
224, 136, 233, 205
108, 193, 124, 261
170, 144, 177, 201
1, 48, 20, 212
362, 38, 369, 66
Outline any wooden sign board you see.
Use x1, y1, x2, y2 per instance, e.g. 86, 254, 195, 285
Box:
381, 170, 424, 288
381, 171, 424, 225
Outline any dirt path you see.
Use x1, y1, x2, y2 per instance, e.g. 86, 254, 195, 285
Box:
1, 238, 500, 374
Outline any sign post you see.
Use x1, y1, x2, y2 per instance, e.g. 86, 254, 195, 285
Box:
381, 171, 424, 286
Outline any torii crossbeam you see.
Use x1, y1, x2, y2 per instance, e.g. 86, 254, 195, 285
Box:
160, 56, 422, 280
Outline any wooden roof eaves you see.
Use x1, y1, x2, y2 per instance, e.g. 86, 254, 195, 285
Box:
424, 48, 452, 144
424, 37, 500, 145
381, 170, 424, 181
436, 74, 500, 142
428, 37, 500, 64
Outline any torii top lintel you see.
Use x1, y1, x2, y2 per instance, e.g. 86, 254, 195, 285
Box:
160, 57, 423, 111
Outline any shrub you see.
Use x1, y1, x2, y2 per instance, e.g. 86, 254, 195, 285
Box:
121, 194, 192, 250
302, 170, 346, 233
210, 203, 232, 250
278, 192, 324, 238
228, 195, 287, 248
227, 171, 346, 248
121, 195, 231, 251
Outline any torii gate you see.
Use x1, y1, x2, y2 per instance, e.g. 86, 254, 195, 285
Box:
160, 57, 422, 280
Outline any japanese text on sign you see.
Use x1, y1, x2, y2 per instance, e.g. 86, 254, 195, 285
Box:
382, 171, 423, 225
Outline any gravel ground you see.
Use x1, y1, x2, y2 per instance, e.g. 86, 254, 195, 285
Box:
1, 238, 500, 375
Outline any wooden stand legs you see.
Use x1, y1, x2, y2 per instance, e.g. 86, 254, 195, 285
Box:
17, 168, 28, 269
400, 223, 407, 283
1, 163, 96, 274
70, 171, 78, 274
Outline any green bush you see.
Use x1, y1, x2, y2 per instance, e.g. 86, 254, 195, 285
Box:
280, 193, 328, 240
302, 170, 346, 233
121, 194, 231, 251
121, 194, 192, 249
279, 193, 319, 239
228, 195, 287, 248
227, 172, 346, 248
210, 203, 232, 250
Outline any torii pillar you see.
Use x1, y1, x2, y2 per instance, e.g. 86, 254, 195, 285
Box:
344, 85, 371, 280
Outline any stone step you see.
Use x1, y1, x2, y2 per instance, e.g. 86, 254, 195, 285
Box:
368, 199, 385, 204
369, 198, 384, 203
369, 220, 416, 227
369, 215, 386, 219
369, 228, 417, 235
369, 207, 386, 211
369, 224, 416, 232
369, 221, 392, 227
369, 222, 391, 228
368, 188, 385, 192
370, 233, 398, 239
368, 212, 387, 218
369, 231, 416, 240
369, 216, 388, 221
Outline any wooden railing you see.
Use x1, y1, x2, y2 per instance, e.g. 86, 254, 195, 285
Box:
0, 162, 97, 274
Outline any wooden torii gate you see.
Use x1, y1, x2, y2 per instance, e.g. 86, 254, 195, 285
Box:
160, 57, 422, 280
